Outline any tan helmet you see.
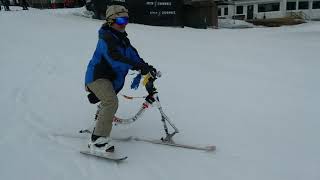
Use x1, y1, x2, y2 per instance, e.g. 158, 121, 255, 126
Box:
105, 5, 129, 20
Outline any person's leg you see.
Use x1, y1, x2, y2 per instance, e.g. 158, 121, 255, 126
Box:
22, 0, 28, 10
5, 0, 10, 11
87, 79, 118, 138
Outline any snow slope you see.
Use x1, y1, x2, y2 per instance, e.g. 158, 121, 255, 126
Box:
218, 18, 255, 29
1, 8, 320, 180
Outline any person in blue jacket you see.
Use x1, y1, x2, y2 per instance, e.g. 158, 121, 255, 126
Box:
0, 0, 10, 11
21, 0, 28, 10
85, 5, 156, 153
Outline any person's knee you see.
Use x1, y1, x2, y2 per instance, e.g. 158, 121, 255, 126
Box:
101, 95, 118, 112
110, 95, 118, 112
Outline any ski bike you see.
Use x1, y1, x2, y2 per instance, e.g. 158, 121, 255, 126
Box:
80, 71, 215, 152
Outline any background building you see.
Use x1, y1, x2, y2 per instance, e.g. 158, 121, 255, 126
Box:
218, 0, 320, 20
90, 0, 218, 28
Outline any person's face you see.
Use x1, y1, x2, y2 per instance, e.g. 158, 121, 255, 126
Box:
111, 16, 129, 32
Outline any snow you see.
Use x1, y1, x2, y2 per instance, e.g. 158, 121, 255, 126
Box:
218, 18, 255, 29
1, 8, 320, 180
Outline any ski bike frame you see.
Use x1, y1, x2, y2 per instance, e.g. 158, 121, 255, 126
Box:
78, 72, 215, 152
93, 72, 179, 143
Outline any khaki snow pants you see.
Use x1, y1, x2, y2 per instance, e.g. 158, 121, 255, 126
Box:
87, 79, 118, 137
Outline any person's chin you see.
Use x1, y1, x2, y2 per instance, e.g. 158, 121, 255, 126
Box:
119, 27, 126, 32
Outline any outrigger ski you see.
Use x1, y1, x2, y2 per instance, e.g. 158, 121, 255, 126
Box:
132, 137, 216, 152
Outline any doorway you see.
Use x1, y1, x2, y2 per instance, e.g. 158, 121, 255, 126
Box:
247, 5, 254, 19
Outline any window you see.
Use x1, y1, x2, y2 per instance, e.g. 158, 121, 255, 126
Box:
313, 1, 320, 9
218, 8, 221, 16
224, 7, 228, 15
287, 2, 296, 10
298, 1, 309, 9
236, 6, 243, 14
258, 3, 280, 12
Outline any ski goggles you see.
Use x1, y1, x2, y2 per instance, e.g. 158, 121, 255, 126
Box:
114, 17, 129, 25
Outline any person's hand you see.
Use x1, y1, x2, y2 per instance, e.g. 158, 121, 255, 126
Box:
134, 63, 157, 76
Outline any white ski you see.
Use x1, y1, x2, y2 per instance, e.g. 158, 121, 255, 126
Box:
52, 132, 216, 152
122, 136, 216, 152
80, 150, 128, 161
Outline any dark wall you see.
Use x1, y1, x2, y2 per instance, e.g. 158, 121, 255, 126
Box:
125, 0, 183, 26
92, 0, 183, 26
141, 0, 183, 26
30, 0, 84, 9
183, 2, 218, 29
91, 0, 217, 28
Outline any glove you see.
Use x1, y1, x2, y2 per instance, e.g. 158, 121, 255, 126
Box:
134, 62, 157, 76
87, 92, 100, 104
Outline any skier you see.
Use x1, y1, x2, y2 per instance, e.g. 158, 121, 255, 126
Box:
0, 0, 10, 11
84, 5, 157, 153
21, 0, 28, 10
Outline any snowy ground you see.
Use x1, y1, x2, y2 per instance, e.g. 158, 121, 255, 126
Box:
218, 18, 255, 29
1, 8, 320, 180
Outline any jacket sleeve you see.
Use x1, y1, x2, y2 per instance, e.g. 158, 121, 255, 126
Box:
103, 33, 139, 67
129, 45, 146, 64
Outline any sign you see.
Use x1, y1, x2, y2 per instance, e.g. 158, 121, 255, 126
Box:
145, 0, 178, 16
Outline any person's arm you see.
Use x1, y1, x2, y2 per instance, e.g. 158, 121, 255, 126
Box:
102, 33, 156, 75
102, 33, 137, 66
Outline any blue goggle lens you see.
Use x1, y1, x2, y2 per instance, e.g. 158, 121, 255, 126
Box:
115, 17, 129, 25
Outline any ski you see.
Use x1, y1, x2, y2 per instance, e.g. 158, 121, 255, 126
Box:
80, 150, 128, 161
81, 131, 215, 152
127, 136, 216, 152
53, 131, 216, 152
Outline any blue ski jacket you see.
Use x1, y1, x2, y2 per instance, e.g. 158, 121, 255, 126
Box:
85, 26, 145, 93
